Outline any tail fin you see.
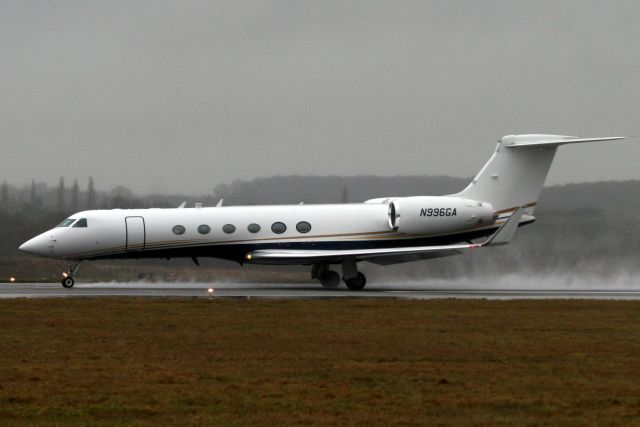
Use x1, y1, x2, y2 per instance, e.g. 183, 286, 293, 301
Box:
454, 134, 627, 214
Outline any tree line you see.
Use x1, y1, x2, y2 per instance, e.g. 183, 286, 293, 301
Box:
0, 177, 170, 212
1, 177, 96, 212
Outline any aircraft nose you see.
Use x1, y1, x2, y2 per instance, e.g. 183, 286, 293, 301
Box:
19, 239, 34, 253
19, 235, 51, 257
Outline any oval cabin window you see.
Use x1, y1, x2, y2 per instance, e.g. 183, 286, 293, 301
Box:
172, 225, 186, 235
222, 224, 236, 234
296, 221, 311, 233
271, 222, 287, 234
248, 223, 261, 233
197, 224, 211, 235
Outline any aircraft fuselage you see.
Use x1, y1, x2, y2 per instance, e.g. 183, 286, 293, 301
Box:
19, 197, 498, 264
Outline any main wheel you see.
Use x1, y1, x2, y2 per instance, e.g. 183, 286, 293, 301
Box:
344, 272, 366, 290
61, 277, 75, 288
318, 271, 340, 288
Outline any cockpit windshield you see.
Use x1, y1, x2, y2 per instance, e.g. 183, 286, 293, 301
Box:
73, 218, 88, 228
57, 218, 76, 227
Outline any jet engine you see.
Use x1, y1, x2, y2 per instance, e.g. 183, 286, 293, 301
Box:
387, 196, 494, 234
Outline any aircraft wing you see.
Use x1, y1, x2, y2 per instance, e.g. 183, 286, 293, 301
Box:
247, 208, 524, 265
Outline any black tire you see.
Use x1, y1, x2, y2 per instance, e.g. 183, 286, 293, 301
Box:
319, 271, 340, 288
61, 277, 75, 288
345, 272, 366, 290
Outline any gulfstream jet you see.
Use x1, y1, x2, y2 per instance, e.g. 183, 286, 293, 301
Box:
19, 134, 628, 289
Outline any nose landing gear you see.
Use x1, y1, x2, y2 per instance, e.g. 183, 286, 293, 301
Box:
61, 262, 81, 288
61, 276, 75, 288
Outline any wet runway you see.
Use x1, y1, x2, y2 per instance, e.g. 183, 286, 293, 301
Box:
3, 282, 640, 300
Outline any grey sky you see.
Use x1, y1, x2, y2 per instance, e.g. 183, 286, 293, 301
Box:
1, 0, 639, 195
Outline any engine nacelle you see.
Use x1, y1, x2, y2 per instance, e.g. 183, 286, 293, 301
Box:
388, 196, 494, 234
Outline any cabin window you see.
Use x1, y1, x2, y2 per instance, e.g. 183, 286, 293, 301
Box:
271, 222, 286, 234
197, 224, 211, 235
172, 225, 186, 235
248, 223, 261, 233
222, 224, 236, 234
73, 218, 88, 228
296, 221, 311, 233
57, 218, 76, 227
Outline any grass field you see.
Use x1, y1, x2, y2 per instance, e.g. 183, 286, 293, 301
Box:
1, 298, 640, 425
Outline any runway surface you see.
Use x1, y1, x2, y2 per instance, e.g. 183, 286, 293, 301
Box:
3, 282, 640, 299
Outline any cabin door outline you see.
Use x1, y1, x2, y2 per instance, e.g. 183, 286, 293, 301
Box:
125, 216, 146, 251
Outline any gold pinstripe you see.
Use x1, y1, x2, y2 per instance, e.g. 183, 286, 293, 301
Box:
494, 202, 536, 215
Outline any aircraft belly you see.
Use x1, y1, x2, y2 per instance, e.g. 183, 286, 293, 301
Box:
90, 225, 501, 263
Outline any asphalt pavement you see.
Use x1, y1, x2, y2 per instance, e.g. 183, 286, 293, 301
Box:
2, 282, 640, 300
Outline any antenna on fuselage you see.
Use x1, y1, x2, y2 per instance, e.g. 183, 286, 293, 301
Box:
177, 201, 186, 208
216, 199, 223, 207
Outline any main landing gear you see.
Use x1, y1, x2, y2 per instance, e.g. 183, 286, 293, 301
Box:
61, 262, 81, 288
344, 272, 366, 290
312, 264, 340, 288
312, 260, 367, 290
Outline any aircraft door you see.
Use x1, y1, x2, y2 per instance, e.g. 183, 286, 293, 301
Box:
125, 216, 145, 251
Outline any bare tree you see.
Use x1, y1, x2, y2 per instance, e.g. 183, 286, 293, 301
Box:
87, 177, 96, 209
56, 177, 65, 211
71, 179, 79, 211
214, 182, 230, 200
30, 179, 37, 206
341, 184, 349, 203
0, 181, 8, 210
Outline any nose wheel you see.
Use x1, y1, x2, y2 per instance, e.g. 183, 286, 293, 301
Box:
60, 262, 81, 288
61, 277, 75, 288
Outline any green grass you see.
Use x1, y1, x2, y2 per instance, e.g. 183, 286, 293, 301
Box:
1, 298, 640, 425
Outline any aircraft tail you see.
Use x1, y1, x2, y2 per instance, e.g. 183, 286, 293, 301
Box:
453, 134, 627, 215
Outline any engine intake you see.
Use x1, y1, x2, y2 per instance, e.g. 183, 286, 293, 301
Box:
388, 200, 400, 230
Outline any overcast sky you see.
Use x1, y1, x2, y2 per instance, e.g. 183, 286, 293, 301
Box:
1, 0, 639, 195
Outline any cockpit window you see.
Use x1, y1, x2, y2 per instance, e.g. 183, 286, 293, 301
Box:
57, 218, 76, 227
73, 218, 88, 228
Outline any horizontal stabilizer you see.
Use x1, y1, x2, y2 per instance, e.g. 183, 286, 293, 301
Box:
502, 135, 627, 148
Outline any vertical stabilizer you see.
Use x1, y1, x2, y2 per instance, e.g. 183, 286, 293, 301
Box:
453, 134, 627, 214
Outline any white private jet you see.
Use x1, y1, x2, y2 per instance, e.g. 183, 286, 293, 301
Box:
19, 134, 628, 289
